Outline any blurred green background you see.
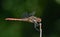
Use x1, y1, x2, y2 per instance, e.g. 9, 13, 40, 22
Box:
0, 0, 60, 37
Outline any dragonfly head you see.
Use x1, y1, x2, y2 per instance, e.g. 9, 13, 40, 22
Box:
36, 18, 41, 23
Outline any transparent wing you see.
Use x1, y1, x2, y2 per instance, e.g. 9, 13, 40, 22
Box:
29, 11, 35, 16
21, 11, 36, 18
21, 12, 29, 18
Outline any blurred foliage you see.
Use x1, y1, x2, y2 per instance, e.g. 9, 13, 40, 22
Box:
55, 0, 60, 4
0, 0, 60, 37
43, 0, 60, 37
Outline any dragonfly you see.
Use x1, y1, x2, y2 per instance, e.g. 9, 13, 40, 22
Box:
5, 11, 42, 32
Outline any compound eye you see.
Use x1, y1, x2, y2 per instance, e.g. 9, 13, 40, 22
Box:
36, 18, 41, 22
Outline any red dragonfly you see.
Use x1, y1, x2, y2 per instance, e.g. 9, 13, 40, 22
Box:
5, 16, 41, 23
5, 11, 42, 31
5, 11, 41, 23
